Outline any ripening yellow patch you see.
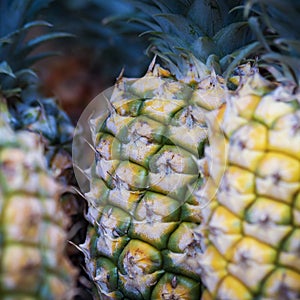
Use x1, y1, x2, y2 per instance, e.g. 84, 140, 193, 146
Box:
231, 122, 267, 151
254, 94, 295, 127
262, 268, 300, 298
235, 94, 262, 120
268, 111, 300, 160
279, 252, 300, 272
224, 166, 255, 194
231, 237, 277, 264
217, 276, 252, 300
209, 206, 241, 234
257, 152, 300, 182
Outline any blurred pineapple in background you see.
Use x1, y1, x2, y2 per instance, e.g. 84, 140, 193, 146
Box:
0, 0, 92, 298
36, 0, 150, 122
0, 101, 77, 299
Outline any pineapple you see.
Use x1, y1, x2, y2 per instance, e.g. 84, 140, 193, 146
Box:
0, 0, 86, 226
198, 1, 300, 299
0, 0, 74, 180
75, 1, 258, 298
0, 0, 88, 296
0, 103, 76, 299
0, 0, 85, 255
199, 73, 300, 300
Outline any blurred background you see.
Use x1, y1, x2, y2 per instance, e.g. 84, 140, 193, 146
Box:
34, 0, 150, 123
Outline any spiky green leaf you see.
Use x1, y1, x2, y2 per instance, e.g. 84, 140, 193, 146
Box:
0, 61, 15, 78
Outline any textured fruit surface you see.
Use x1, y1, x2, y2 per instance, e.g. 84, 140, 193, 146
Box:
0, 120, 76, 299
80, 66, 226, 299
199, 74, 300, 300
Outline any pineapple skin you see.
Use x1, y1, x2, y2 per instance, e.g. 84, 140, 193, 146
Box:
0, 124, 76, 299
80, 65, 226, 299
199, 74, 300, 300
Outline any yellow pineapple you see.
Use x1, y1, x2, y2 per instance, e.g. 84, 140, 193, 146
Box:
199, 73, 300, 299
198, 0, 300, 298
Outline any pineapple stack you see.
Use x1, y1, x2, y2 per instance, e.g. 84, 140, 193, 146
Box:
77, 1, 259, 298
0, 104, 76, 299
1, 0, 297, 299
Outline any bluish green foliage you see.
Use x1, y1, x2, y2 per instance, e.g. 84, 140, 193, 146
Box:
246, 0, 300, 83
126, 0, 257, 78
0, 0, 72, 71
41, 0, 151, 77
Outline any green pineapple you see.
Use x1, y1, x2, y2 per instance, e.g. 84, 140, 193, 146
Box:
75, 1, 258, 298
0, 103, 76, 299
198, 0, 300, 299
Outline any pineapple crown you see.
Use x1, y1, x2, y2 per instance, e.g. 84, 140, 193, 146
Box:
245, 0, 300, 87
127, 0, 258, 80
0, 0, 73, 88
